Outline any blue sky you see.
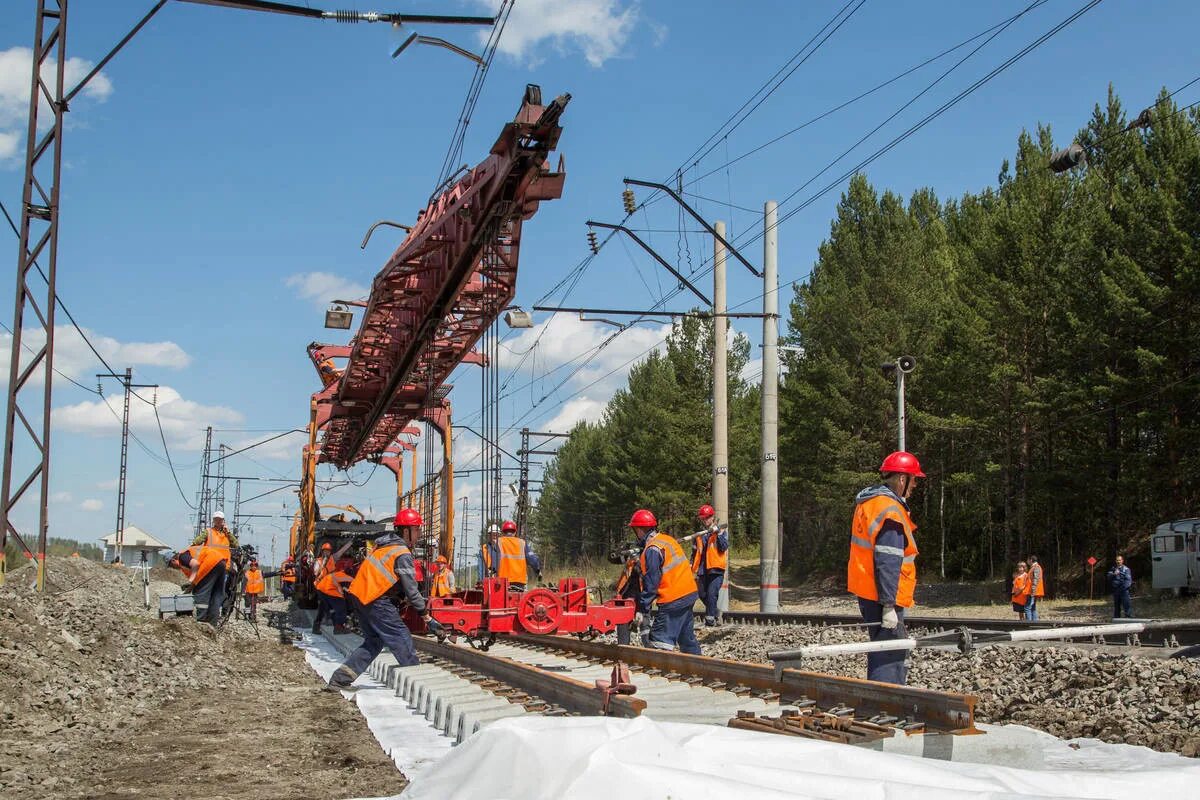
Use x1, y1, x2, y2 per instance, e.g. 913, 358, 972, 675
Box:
1, 0, 1197, 565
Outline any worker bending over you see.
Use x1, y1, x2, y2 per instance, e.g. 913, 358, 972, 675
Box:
312, 541, 353, 635
480, 520, 542, 591
242, 559, 265, 622
691, 503, 728, 627
191, 510, 239, 607
326, 508, 443, 692
847, 451, 922, 685
168, 544, 227, 626
631, 509, 701, 655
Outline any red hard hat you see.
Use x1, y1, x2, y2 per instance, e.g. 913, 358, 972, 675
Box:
501, 520, 518, 534
880, 451, 925, 478
698, 504, 715, 519
628, 509, 657, 528
320, 542, 332, 551
435, 554, 448, 564
394, 507, 423, 526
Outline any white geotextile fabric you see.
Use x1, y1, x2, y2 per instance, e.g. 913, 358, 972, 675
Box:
400, 715, 1200, 800
293, 632, 453, 780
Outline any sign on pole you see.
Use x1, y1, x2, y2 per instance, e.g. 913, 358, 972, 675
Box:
1087, 556, 1097, 599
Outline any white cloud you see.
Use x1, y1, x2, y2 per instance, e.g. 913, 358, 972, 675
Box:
81, 498, 103, 512
544, 396, 606, 432
50, 490, 73, 503
52, 384, 242, 449
0, 46, 113, 165
474, 0, 646, 67
286, 272, 369, 309
0, 324, 190, 388
95, 478, 119, 491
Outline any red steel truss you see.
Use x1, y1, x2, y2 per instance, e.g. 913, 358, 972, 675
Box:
309, 84, 568, 468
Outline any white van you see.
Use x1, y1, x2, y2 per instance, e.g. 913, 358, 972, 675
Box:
1151, 518, 1200, 595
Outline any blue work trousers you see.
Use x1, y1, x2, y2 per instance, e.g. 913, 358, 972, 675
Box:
1023, 596, 1039, 621
341, 595, 419, 678
857, 597, 907, 685
315, 592, 348, 627
648, 602, 701, 655
1112, 589, 1133, 619
193, 563, 226, 625
698, 572, 723, 623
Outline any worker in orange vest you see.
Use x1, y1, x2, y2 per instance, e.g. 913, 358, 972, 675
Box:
691, 504, 728, 627
325, 508, 443, 692
1026, 554, 1045, 621
318, 358, 342, 387
242, 559, 265, 622
631, 509, 701, 655
279, 556, 297, 599
847, 451, 922, 685
312, 541, 352, 635
168, 545, 227, 625
189, 510, 239, 619
1011, 561, 1031, 620
480, 520, 541, 591
430, 555, 455, 598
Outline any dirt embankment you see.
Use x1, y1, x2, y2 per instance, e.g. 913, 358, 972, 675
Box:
0, 557, 403, 799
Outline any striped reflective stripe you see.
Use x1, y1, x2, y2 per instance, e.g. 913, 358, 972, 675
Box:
850, 534, 872, 549
866, 505, 906, 540
903, 554, 917, 563
364, 545, 410, 581
648, 535, 688, 574
874, 544, 905, 557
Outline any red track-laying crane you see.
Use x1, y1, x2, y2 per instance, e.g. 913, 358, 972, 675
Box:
310, 84, 569, 468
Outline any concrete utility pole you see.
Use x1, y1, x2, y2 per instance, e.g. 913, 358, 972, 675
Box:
760, 201, 781, 613
712, 221, 731, 616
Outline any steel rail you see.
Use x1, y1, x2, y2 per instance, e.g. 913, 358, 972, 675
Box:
412, 637, 645, 718
510, 634, 977, 733
713, 610, 1200, 648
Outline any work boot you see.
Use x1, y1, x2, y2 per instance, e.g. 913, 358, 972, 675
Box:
704, 617, 717, 627
312, 621, 322, 635
333, 624, 349, 635
324, 666, 358, 693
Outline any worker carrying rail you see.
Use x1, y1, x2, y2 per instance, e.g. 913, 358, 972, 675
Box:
480, 520, 542, 591
326, 508, 444, 693
630, 508, 701, 655
691, 504, 729, 627
847, 451, 923, 685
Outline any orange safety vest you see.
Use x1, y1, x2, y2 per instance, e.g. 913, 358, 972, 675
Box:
490, 536, 528, 585
639, 531, 698, 605
346, 543, 412, 605
205, 527, 233, 567
690, 530, 728, 573
1030, 563, 1045, 597
281, 563, 297, 583
1011, 572, 1031, 605
314, 555, 349, 598
244, 568, 265, 595
431, 569, 453, 598
183, 545, 225, 586
847, 493, 919, 608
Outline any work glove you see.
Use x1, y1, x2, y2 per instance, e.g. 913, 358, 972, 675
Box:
881, 607, 899, 630
180, 583, 192, 592
423, 615, 444, 635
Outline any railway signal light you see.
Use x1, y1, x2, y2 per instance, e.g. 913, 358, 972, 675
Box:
622, 188, 637, 215
587, 230, 599, 255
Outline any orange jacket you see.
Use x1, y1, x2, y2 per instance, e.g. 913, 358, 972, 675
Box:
484, 536, 528, 585
847, 493, 918, 608
431, 568, 454, 598
244, 568, 265, 595
314, 555, 352, 598
1011, 572, 1031, 605
347, 543, 412, 605
690, 530, 728, 573
180, 545, 225, 586
203, 527, 233, 567
639, 532, 698, 605
1030, 562, 1045, 597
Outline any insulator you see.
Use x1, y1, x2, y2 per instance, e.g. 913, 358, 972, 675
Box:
622, 188, 636, 215
587, 230, 599, 255
333, 10, 361, 23
1049, 143, 1086, 173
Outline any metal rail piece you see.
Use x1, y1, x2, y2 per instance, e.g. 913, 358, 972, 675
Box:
413, 637, 646, 718
512, 634, 977, 733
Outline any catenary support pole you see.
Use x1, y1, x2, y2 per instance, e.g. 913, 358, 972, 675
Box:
712, 221, 730, 617
760, 201, 780, 613
897, 368, 907, 451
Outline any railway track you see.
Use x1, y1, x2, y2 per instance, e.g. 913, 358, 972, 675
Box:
311, 621, 979, 751
712, 610, 1200, 648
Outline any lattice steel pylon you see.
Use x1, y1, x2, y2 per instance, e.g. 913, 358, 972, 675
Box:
0, 1, 69, 590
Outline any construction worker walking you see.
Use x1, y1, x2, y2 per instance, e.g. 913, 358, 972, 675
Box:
242, 559, 265, 622
326, 508, 443, 692
430, 555, 455, 598
690, 504, 728, 627
630, 509, 701, 655
312, 542, 352, 635
847, 451, 922, 685
480, 520, 542, 591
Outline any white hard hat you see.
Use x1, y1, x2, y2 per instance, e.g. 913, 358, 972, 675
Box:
213, 510, 225, 519
486, 523, 500, 534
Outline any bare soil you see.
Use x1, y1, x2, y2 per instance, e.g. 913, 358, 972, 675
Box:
0, 557, 404, 799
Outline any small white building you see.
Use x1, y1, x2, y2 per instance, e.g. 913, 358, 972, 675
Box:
99, 526, 170, 567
